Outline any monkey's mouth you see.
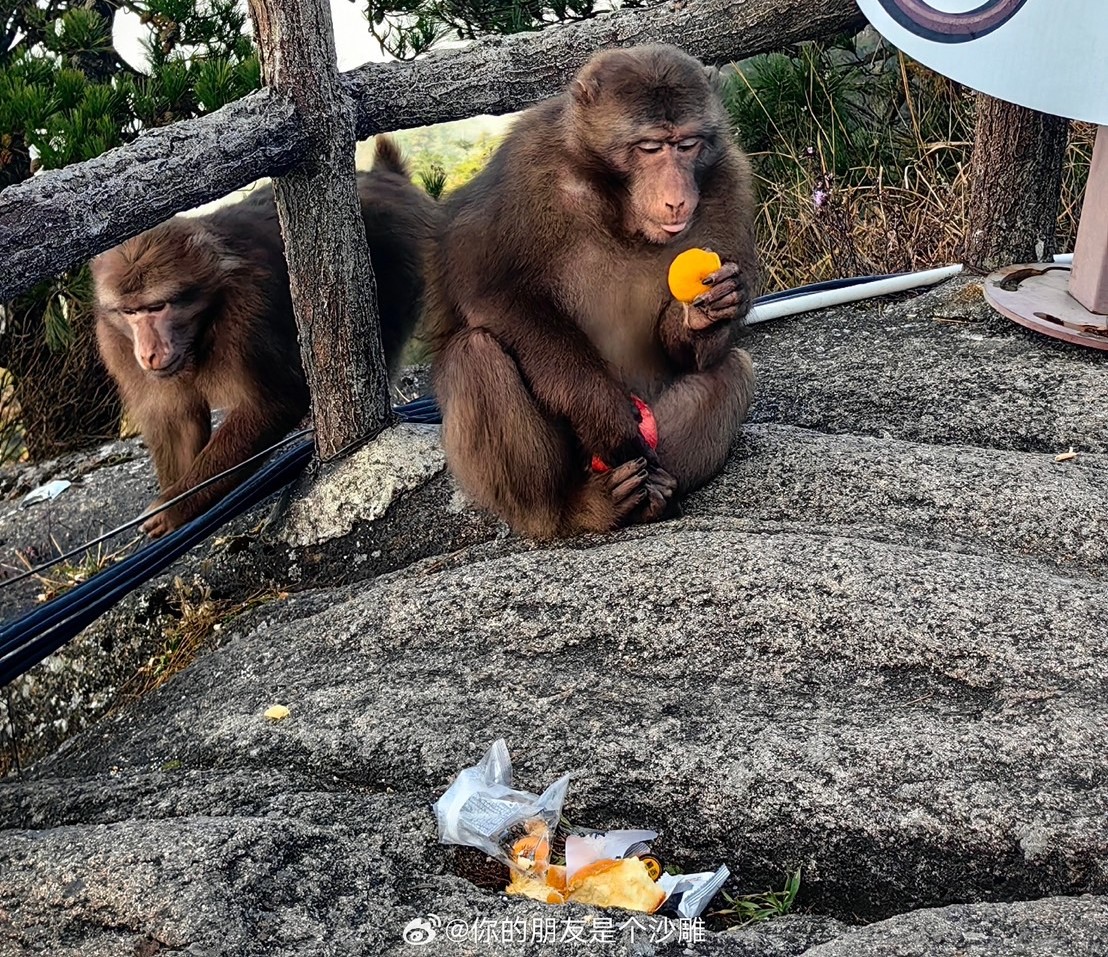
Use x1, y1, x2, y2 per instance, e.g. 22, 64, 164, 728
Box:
660, 222, 689, 235
146, 358, 185, 378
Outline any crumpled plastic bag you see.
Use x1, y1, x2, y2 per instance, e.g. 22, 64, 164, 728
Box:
21, 479, 71, 507
564, 829, 658, 880
435, 741, 730, 919
434, 738, 570, 875
658, 866, 731, 919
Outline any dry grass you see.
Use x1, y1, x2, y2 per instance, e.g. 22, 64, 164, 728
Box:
726, 41, 1092, 292
11, 534, 143, 603
113, 579, 284, 704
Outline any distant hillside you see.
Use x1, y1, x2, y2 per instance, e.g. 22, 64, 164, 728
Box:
358, 114, 515, 197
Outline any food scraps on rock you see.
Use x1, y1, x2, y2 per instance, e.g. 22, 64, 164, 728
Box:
434, 739, 729, 918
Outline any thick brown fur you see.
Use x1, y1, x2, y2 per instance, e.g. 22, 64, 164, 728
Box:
427, 45, 758, 539
92, 136, 437, 537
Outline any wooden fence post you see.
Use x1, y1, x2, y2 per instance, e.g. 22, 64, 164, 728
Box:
247, 0, 392, 460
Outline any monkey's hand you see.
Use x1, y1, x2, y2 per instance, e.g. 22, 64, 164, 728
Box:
581, 393, 659, 473
686, 260, 749, 330
590, 395, 658, 472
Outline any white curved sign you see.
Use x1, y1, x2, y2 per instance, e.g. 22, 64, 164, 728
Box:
856, 0, 1108, 124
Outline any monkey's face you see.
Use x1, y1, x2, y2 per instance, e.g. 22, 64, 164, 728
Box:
108, 294, 206, 377
91, 223, 222, 379
568, 45, 726, 246
619, 131, 705, 245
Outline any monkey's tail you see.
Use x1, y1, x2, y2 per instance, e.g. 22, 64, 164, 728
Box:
373, 135, 409, 178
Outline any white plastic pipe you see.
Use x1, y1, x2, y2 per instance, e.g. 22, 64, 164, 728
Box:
1054, 253, 1074, 264
746, 264, 964, 325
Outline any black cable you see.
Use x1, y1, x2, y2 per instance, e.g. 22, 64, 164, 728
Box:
0, 392, 449, 681
753, 273, 899, 305
2, 428, 315, 591
4, 388, 448, 591
0, 441, 314, 686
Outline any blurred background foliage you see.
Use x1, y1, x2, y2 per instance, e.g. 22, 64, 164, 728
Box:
363, 0, 645, 60
720, 35, 1090, 290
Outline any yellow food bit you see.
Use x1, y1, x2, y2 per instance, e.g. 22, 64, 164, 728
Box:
506, 865, 567, 905
667, 248, 722, 303
264, 704, 290, 721
511, 824, 551, 872
566, 857, 667, 913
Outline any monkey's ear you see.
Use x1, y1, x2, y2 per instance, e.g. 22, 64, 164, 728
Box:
186, 225, 244, 275
571, 71, 601, 106
703, 64, 725, 95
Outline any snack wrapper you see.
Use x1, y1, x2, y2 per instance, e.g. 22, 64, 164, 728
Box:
564, 829, 659, 881
657, 865, 731, 920
434, 739, 570, 875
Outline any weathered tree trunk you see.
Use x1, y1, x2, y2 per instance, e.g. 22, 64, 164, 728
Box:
963, 94, 1070, 271
247, 0, 391, 460
0, 0, 867, 302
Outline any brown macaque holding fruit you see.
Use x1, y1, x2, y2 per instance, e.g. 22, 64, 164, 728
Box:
426, 44, 757, 538
92, 138, 435, 537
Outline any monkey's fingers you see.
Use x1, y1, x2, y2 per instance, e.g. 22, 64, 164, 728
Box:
637, 485, 671, 523
704, 291, 743, 319
142, 511, 175, 539
691, 281, 748, 328
687, 299, 737, 331
694, 277, 738, 306
605, 460, 650, 523
702, 260, 740, 286
606, 458, 648, 493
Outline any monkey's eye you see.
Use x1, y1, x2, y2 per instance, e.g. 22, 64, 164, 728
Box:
145, 302, 167, 312
636, 141, 664, 154
676, 138, 701, 152
121, 308, 139, 316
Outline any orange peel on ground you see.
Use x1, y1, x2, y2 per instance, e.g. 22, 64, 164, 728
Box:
667, 248, 722, 303
505, 857, 665, 914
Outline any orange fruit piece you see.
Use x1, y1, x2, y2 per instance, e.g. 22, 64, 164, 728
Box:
506, 865, 567, 905
511, 828, 551, 872
668, 248, 722, 303
566, 857, 667, 913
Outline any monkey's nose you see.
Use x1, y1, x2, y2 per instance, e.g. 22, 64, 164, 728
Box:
665, 200, 686, 215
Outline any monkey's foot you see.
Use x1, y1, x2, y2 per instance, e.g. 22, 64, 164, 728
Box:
140, 495, 188, 539
566, 458, 653, 533
636, 466, 678, 524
